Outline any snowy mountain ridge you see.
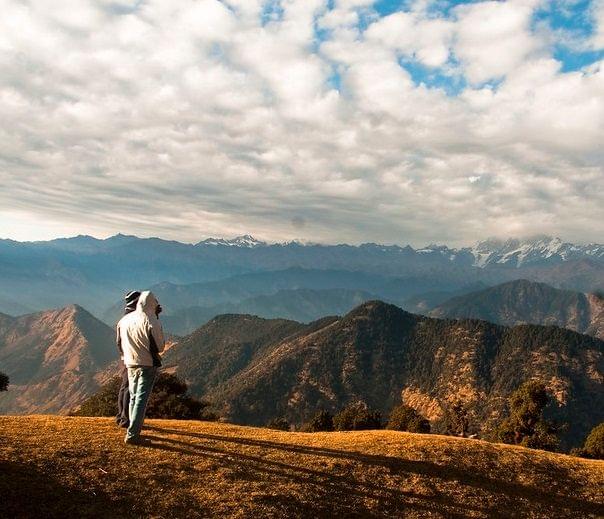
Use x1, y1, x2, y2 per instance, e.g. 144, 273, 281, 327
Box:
399, 236, 603, 268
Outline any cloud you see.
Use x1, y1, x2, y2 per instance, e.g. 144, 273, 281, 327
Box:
0, 0, 602, 246
365, 11, 453, 68
593, 0, 604, 48
452, 0, 543, 84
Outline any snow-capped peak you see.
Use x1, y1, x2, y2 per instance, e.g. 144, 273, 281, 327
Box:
197, 234, 267, 248
466, 236, 589, 268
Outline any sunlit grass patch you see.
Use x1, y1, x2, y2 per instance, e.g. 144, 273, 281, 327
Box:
1, 415, 602, 518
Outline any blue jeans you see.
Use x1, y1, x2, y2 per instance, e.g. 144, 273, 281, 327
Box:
126, 366, 157, 440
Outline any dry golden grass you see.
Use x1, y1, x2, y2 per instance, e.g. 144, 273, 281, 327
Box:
1, 415, 602, 518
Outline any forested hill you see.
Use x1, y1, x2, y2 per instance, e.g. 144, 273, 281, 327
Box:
163, 300, 604, 449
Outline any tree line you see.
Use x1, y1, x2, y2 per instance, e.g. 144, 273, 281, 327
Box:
2, 369, 600, 460
268, 381, 603, 459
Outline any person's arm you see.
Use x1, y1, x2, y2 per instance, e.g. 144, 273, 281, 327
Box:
146, 316, 165, 366
116, 322, 123, 360
149, 317, 165, 353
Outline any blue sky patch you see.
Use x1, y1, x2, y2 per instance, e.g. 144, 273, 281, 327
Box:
311, 0, 603, 94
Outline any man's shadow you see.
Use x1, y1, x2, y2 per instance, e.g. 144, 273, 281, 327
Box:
142, 426, 604, 518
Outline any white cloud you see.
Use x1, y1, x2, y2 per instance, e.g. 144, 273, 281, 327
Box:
365, 11, 453, 68
593, 0, 604, 48
453, 0, 542, 83
0, 0, 602, 246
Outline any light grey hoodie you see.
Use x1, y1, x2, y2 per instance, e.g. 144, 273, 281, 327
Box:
117, 291, 165, 367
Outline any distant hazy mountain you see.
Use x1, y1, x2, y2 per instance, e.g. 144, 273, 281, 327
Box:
0, 296, 33, 317
431, 280, 604, 339
0, 305, 115, 414
161, 288, 378, 335
516, 258, 604, 294
101, 267, 478, 327
2, 233, 602, 316
102, 268, 387, 323
399, 282, 489, 314
162, 301, 603, 449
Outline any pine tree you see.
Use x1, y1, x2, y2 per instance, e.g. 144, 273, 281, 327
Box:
303, 410, 335, 432
387, 404, 430, 433
267, 417, 290, 431
496, 381, 559, 451
579, 423, 604, 459
74, 373, 217, 420
333, 401, 382, 431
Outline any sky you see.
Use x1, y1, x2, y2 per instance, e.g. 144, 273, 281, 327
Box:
0, 0, 603, 247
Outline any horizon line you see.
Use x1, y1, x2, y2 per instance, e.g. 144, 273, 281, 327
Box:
1, 232, 601, 249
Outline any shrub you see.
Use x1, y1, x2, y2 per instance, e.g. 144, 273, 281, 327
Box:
0, 372, 8, 392
496, 380, 559, 451
267, 417, 290, 431
302, 410, 334, 432
387, 404, 430, 433
580, 423, 604, 459
442, 401, 472, 437
333, 401, 382, 431
75, 372, 217, 421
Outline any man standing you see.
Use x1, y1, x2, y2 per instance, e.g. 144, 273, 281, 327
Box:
117, 290, 165, 445
116, 290, 141, 428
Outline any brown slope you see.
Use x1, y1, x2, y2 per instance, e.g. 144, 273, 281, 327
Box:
0, 305, 115, 414
195, 301, 602, 449
430, 279, 604, 339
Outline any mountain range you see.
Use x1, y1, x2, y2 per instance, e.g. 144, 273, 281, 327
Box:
1, 234, 602, 319
1, 295, 602, 449
197, 234, 604, 268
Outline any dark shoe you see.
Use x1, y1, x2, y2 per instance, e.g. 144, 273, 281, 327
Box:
124, 436, 150, 446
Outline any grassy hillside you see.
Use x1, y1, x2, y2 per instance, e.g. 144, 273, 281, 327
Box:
1, 416, 602, 518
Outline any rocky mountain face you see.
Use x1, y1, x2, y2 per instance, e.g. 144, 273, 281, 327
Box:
163, 301, 603, 449
430, 280, 604, 339
0, 305, 115, 414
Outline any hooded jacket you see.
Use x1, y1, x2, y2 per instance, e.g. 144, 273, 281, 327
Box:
117, 291, 165, 367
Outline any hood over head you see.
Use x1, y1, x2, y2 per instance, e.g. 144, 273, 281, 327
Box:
137, 290, 160, 316
124, 290, 141, 313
